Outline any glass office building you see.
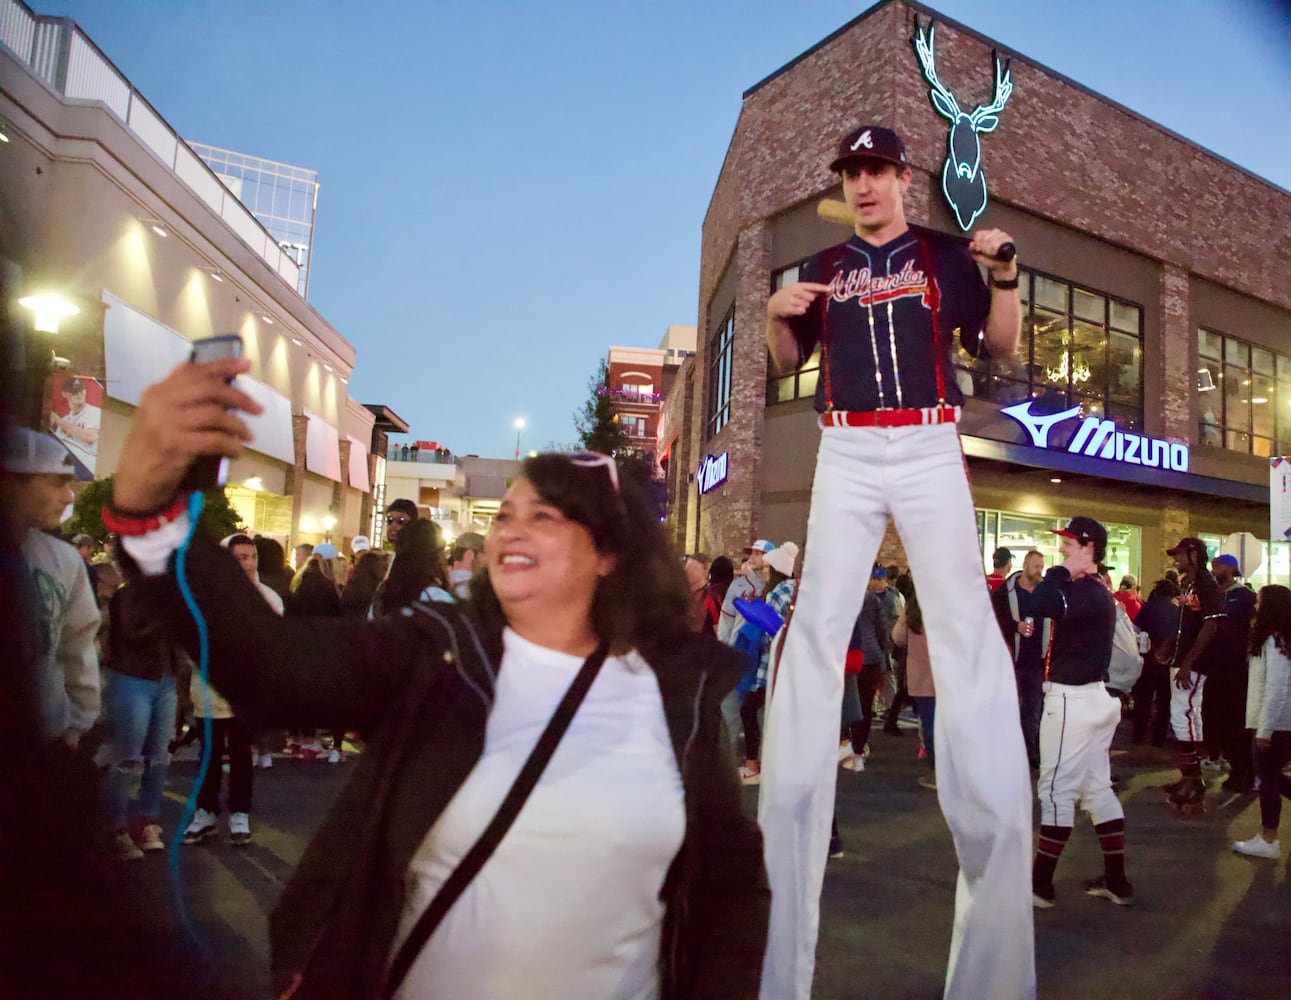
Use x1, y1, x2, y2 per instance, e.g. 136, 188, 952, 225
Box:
189, 142, 319, 298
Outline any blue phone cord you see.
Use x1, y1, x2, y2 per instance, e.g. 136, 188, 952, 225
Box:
168, 490, 215, 967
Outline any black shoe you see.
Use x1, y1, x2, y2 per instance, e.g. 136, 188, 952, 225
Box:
883, 724, 903, 736
1222, 778, 1255, 794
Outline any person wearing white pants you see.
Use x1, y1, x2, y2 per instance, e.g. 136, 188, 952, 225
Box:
761, 123, 1034, 1000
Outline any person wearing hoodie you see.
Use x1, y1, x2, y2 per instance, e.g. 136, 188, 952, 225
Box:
182, 533, 283, 847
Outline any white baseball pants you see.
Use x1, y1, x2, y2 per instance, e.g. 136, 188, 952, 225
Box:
1037, 681, 1124, 828
758, 423, 1035, 1000
1169, 668, 1205, 742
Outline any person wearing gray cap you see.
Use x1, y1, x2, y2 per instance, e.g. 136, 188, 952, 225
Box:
1, 428, 101, 747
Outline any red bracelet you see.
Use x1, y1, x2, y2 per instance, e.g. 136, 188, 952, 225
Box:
102, 497, 188, 537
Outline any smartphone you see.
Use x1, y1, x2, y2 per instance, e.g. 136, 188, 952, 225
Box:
179, 334, 244, 493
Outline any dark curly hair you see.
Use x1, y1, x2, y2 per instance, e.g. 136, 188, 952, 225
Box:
469, 452, 691, 653
375, 518, 448, 615
1249, 584, 1291, 659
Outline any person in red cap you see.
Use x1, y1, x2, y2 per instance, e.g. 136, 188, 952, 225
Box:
760, 123, 1032, 1000
1161, 537, 1226, 811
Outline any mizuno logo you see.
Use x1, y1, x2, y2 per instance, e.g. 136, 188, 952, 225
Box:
999, 401, 1189, 472
850, 129, 873, 151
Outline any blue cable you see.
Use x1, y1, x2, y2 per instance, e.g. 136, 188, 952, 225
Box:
169, 489, 215, 966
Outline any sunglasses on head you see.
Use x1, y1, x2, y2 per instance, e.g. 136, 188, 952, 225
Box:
564, 451, 619, 494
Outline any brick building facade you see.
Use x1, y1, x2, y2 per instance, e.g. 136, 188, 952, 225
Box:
674, 0, 1291, 585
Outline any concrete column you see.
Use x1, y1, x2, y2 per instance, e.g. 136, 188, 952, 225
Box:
284, 412, 309, 548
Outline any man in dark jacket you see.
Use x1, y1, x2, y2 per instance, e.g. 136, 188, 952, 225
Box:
1203, 554, 1258, 791
992, 550, 1049, 768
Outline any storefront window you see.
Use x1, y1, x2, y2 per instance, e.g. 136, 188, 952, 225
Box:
956, 270, 1144, 428
1197, 327, 1284, 458
975, 508, 1141, 584
1198, 535, 1291, 591
766, 261, 821, 404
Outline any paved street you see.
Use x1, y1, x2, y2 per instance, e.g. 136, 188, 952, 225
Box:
130, 720, 1289, 999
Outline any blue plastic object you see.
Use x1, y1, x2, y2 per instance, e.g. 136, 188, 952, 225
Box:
734, 597, 784, 637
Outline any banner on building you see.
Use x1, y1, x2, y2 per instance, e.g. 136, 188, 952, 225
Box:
47, 373, 104, 481
1271, 457, 1291, 542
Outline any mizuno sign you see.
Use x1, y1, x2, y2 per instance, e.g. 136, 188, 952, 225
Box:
696, 452, 729, 495
1000, 401, 1189, 473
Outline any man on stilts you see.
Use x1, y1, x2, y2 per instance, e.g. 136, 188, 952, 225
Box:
757, 124, 1035, 999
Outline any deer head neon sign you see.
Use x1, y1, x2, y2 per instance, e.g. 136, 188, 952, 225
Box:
912, 18, 1012, 231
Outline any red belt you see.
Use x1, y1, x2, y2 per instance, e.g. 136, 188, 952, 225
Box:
818, 406, 960, 428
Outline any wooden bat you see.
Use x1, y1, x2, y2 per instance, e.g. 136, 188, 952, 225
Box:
814, 198, 1016, 261
816, 199, 855, 227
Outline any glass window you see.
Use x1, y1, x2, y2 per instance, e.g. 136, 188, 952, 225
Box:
1073, 288, 1105, 324
1110, 299, 1140, 335
1034, 275, 1069, 314
1200, 326, 1288, 455
1198, 329, 1223, 360
975, 508, 1140, 583
707, 308, 734, 438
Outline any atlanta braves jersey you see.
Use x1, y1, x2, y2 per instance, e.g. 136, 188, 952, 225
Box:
788, 224, 991, 412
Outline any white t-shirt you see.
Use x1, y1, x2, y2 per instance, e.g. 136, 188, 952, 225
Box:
391, 628, 686, 1000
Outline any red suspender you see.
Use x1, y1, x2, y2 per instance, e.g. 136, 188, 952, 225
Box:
914, 234, 946, 405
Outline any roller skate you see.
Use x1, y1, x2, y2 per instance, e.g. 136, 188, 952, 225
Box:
1167, 776, 1207, 815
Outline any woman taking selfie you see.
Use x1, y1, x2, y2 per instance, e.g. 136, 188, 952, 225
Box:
106, 358, 768, 1000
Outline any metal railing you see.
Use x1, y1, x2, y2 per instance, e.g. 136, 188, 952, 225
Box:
386, 448, 457, 465
0, 0, 301, 291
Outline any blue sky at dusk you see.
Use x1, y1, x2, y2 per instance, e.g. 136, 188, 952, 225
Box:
42, 0, 1291, 457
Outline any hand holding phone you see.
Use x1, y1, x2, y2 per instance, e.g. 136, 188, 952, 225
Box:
179, 335, 244, 493
111, 338, 261, 515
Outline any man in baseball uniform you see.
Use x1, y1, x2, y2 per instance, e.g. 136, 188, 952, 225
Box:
1163, 537, 1225, 809
759, 124, 1033, 999
1024, 517, 1132, 908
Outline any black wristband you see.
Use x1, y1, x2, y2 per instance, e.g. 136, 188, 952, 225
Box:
991, 275, 1020, 290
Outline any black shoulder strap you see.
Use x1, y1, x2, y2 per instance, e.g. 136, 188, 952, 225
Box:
381, 643, 610, 998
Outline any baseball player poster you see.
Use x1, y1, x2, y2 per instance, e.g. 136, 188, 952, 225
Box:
1270, 457, 1291, 542
47, 373, 104, 481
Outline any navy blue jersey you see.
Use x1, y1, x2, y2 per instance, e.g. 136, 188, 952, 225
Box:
788, 225, 991, 412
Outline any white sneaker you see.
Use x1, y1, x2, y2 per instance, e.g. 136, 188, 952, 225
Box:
840, 755, 866, 772
182, 808, 219, 845
1233, 835, 1280, 859
739, 766, 761, 785
113, 830, 144, 861
137, 823, 165, 853
256, 752, 273, 769
229, 812, 252, 846
838, 742, 853, 762
327, 748, 342, 765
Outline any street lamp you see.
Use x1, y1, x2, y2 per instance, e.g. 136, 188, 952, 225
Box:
320, 514, 336, 541
514, 417, 525, 460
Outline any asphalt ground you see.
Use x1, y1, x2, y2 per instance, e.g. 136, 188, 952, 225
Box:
115, 719, 1288, 999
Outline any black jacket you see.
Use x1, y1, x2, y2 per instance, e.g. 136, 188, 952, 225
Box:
135, 538, 769, 999
1028, 566, 1116, 686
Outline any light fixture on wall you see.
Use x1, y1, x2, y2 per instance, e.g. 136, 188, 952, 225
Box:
260, 312, 274, 325
0, 115, 10, 143
340, 375, 349, 384
202, 265, 224, 283
323, 362, 333, 372
140, 217, 168, 237
18, 293, 80, 334
291, 335, 302, 346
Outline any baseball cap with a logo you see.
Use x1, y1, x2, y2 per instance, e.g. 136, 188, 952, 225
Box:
3, 428, 76, 476
830, 125, 908, 173
1053, 516, 1107, 562
743, 539, 775, 555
